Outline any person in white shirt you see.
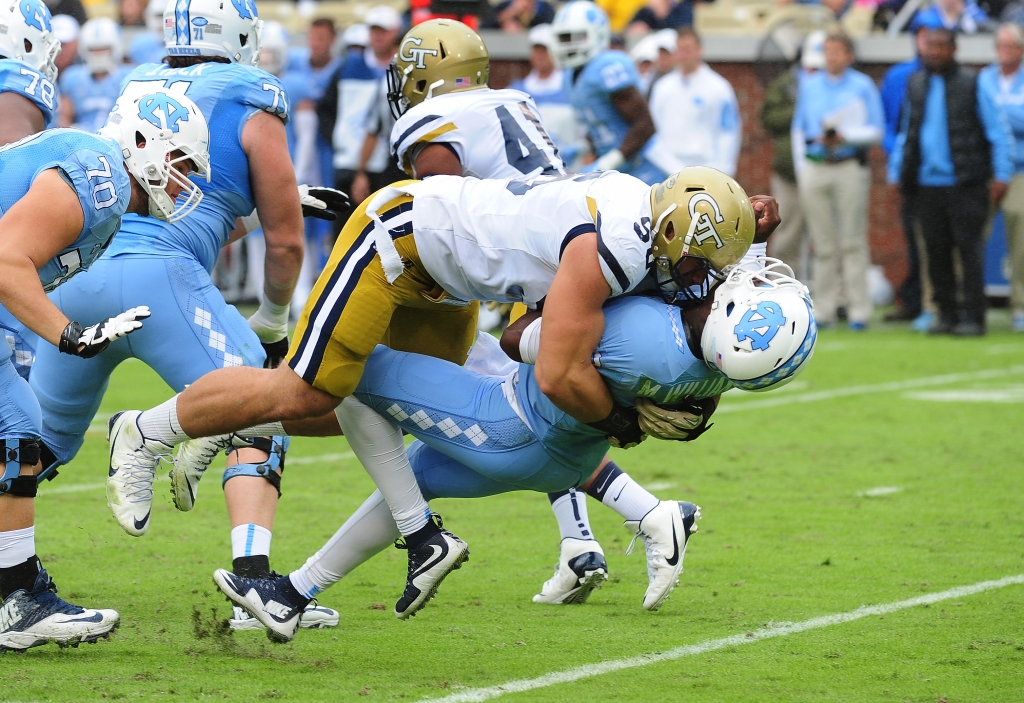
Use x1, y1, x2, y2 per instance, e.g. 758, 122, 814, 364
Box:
645, 29, 741, 177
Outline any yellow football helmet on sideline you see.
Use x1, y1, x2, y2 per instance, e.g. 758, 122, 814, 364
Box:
649, 167, 756, 307
386, 19, 489, 118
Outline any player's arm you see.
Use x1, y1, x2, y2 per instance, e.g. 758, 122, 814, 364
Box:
610, 86, 655, 162
411, 143, 463, 178
534, 233, 613, 423
242, 111, 304, 339
0, 92, 45, 146
0, 169, 85, 343
500, 309, 542, 361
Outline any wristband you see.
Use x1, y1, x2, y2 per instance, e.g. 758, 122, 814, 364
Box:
518, 318, 542, 364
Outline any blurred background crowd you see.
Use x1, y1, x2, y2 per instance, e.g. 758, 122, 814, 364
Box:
50, 0, 1024, 336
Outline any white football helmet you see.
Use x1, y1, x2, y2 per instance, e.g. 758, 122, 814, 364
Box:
701, 259, 817, 392
0, 0, 61, 81
258, 20, 287, 75
80, 17, 123, 75
164, 0, 262, 66
100, 90, 211, 222
550, 1, 610, 69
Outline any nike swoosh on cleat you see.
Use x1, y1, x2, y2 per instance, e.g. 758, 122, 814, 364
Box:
665, 520, 680, 567
134, 510, 151, 531
61, 613, 104, 624
415, 544, 447, 576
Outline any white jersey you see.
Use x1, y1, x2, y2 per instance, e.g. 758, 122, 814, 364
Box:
390, 88, 565, 180
405, 171, 653, 306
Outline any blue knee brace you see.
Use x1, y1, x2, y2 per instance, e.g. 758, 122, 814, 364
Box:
221, 435, 289, 497
0, 439, 40, 497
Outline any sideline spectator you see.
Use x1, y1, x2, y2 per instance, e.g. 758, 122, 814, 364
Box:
598, 0, 649, 32
890, 28, 1012, 336
793, 31, 884, 330
119, 0, 145, 26
760, 31, 824, 279
627, 0, 693, 34
631, 28, 677, 95
646, 29, 741, 176
128, 0, 166, 66
323, 6, 402, 214
483, 0, 556, 31
511, 25, 585, 165
51, 15, 80, 76
45, 0, 86, 26
912, 0, 992, 33
981, 22, 1024, 332
880, 19, 939, 326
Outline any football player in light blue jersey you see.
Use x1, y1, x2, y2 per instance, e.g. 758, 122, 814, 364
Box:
28, 0, 347, 632
212, 260, 817, 640
0, 92, 212, 651
551, 1, 666, 185
0, 0, 61, 144
58, 18, 130, 133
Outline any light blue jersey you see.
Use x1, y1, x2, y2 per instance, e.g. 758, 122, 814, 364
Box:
0, 58, 58, 128
104, 62, 289, 272
353, 296, 732, 501
567, 51, 664, 184
0, 129, 130, 291
58, 64, 130, 133
0, 129, 131, 441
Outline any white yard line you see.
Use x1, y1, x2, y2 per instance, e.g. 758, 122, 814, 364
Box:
424, 574, 1024, 703
717, 365, 1024, 414
40, 452, 355, 496
857, 486, 903, 497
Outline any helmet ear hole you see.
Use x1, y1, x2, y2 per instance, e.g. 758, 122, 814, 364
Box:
239, 34, 248, 46
726, 302, 734, 316
664, 221, 675, 242
438, 40, 447, 59
415, 79, 426, 93
24, 38, 33, 53
135, 131, 147, 148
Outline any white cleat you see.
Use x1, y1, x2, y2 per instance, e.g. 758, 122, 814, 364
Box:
533, 538, 608, 605
229, 602, 340, 631
0, 570, 119, 652
624, 501, 701, 611
106, 411, 172, 536
169, 434, 231, 511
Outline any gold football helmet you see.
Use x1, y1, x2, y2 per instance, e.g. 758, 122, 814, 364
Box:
648, 167, 756, 307
386, 19, 489, 118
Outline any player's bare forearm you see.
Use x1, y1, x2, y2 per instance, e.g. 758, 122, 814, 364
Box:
611, 87, 655, 161
243, 112, 304, 306
177, 364, 341, 438
0, 258, 69, 345
534, 234, 613, 423
282, 412, 344, 436
500, 310, 542, 361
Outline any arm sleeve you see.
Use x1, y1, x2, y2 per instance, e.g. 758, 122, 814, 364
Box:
977, 77, 1014, 183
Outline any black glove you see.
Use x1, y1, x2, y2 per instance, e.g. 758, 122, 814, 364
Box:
299, 185, 351, 221
262, 337, 290, 369
588, 402, 646, 449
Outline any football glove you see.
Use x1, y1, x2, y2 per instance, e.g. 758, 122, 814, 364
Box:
299, 185, 350, 221
635, 396, 715, 442
59, 306, 151, 359
588, 402, 647, 449
262, 338, 289, 369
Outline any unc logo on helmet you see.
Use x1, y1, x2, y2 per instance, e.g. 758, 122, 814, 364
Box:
230, 0, 257, 20
400, 36, 439, 69
733, 301, 787, 351
19, 0, 51, 31
138, 94, 191, 133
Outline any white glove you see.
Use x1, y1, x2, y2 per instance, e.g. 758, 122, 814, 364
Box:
60, 306, 151, 358
248, 298, 290, 343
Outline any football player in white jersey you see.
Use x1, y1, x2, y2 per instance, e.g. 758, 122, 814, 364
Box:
387, 19, 563, 181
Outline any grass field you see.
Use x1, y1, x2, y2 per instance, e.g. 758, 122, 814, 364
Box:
5, 311, 1024, 702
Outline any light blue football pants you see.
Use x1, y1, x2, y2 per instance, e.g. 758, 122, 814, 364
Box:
29, 255, 266, 466
0, 331, 42, 442
353, 345, 605, 500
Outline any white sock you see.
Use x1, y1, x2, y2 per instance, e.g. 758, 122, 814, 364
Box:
290, 490, 399, 596
230, 524, 272, 560
335, 397, 430, 535
137, 396, 190, 445
549, 489, 595, 541
0, 526, 35, 567
237, 422, 286, 438
601, 474, 660, 522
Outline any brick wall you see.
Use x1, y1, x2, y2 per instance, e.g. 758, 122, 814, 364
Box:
491, 59, 910, 290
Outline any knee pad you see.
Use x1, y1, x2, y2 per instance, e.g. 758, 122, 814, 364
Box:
0, 439, 41, 497
222, 435, 289, 497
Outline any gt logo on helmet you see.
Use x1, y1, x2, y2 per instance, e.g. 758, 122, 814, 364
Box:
400, 36, 439, 69
733, 301, 787, 351
19, 0, 50, 31
687, 192, 725, 250
138, 94, 190, 133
